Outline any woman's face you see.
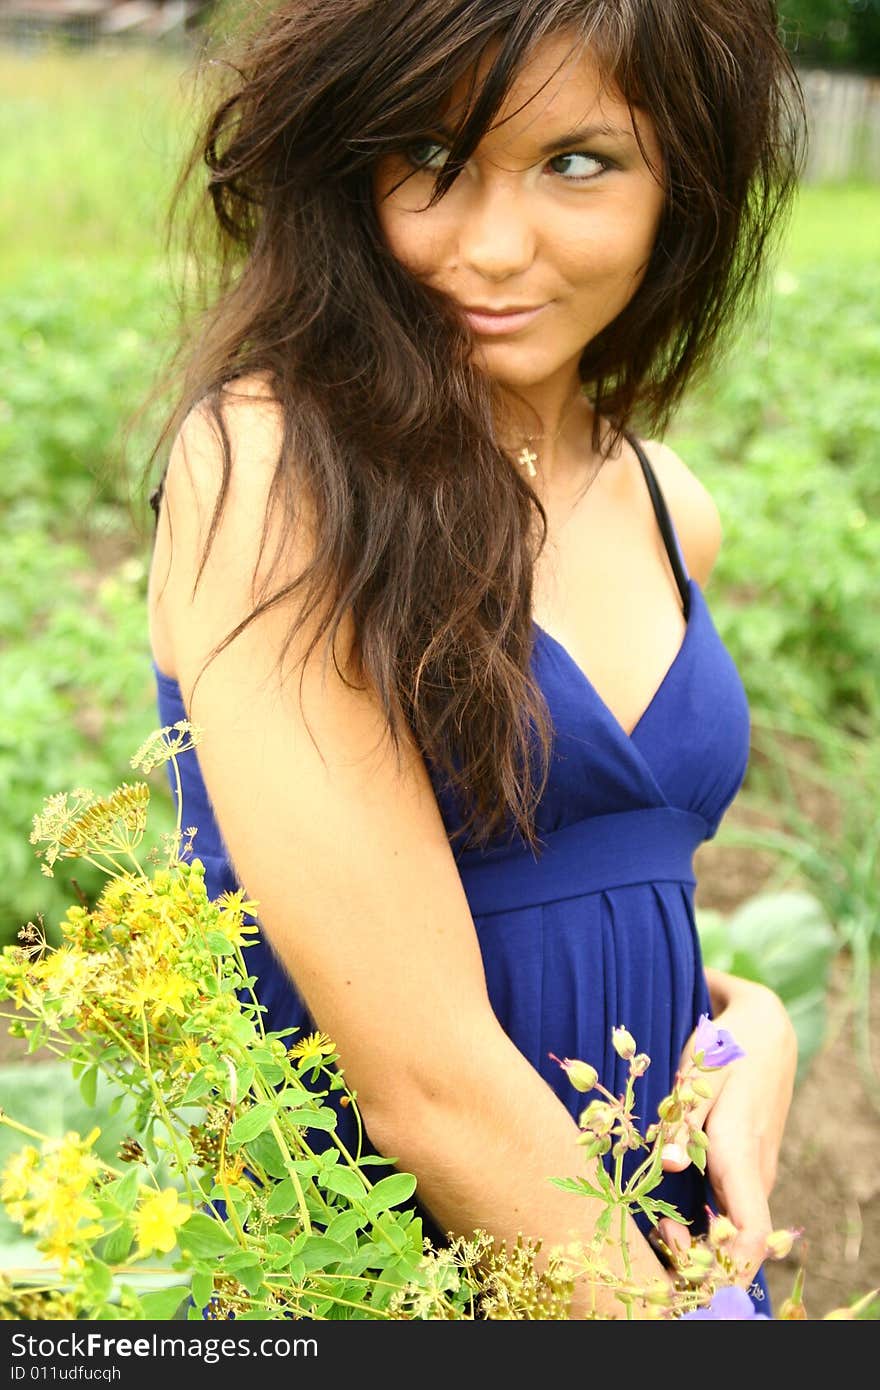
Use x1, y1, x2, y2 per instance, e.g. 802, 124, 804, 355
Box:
373, 31, 666, 397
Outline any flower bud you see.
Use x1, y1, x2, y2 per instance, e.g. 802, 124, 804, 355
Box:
561, 1058, 599, 1093
631, 1053, 651, 1077
691, 1077, 713, 1100
646, 1278, 673, 1307
688, 1128, 710, 1151
578, 1099, 615, 1136
657, 1096, 682, 1123
679, 1245, 715, 1282
779, 1296, 808, 1320
708, 1215, 738, 1248
765, 1228, 800, 1260
612, 1026, 637, 1060
576, 1134, 606, 1158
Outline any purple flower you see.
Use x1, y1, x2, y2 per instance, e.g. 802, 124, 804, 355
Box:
693, 1014, 745, 1069
681, 1285, 769, 1320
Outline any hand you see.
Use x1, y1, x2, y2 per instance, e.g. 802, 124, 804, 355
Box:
656, 973, 797, 1287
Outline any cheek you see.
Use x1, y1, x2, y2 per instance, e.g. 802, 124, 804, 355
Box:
375, 205, 446, 279
373, 167, 447, 278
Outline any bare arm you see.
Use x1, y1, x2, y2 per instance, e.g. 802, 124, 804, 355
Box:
154, 388, 671, 1317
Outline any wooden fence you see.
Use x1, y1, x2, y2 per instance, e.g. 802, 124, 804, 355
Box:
800, 67, 880, 181
0, 1, 205, 43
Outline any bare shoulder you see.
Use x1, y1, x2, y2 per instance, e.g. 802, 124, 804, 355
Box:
167, 371, 287, 529
153, 371, 323, 698
639, 438, 723, 588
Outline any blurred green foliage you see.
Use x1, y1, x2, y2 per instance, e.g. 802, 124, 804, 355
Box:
782, 0, 880, 72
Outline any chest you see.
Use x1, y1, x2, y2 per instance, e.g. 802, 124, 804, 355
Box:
530, 473, 688, 739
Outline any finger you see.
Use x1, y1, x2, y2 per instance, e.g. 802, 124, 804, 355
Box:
656, 1217, 692, 1263
710, 1162, 773, 1287
660, 1090, 715, 1172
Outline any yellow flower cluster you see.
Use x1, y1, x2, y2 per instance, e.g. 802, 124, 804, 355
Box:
30, 784, 150, 877
133, 1187, 191, 1256
0, 1128, 104, 1273
1, 854, 260, 1066
287, 1031, 336, 1067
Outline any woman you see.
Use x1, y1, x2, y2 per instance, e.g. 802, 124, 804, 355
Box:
147, 0, 803, 1317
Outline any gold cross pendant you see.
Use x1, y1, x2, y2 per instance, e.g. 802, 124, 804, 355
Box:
517, 445, 538, 478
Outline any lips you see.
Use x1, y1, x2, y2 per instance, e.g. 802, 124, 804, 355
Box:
460, 303, 548, 336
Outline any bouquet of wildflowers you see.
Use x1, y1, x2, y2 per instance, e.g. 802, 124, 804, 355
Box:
0, 725, 872, 1320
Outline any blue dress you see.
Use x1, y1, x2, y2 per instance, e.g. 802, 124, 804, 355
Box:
149, 434, 770, 1313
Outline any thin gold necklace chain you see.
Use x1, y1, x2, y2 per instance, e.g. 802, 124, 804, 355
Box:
515, 390, 586, 479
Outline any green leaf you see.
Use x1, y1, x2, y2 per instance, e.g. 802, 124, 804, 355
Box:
109, 1165, 141, 1214
139, 1287, 190, 1319
101, 1222, 134, 1265
178, 1211, 236, 1259
222, 1251, 263, 1275
266, 1234, 294, 1266
364, 1173, 417, 1219
228, 1103, 276, 1147
296, 1237, 351, 1273
78, 1064, 98, 1108
179, 1072, 212, 1105
640, 1198, 687, 1223
206, 931, 235, 956
325, 1210, 365, 1244
84, 1259, 113, 1303
284, 1107, 337, 1131
727, 891, 837, 1001
191, 1269, 214, 1309
686, 1143, 707, 1173
547, 1175, 606, 1201
265, 1178, 298, 1217
246, 1129, 290, 1179
595, 1206, 613, 1239
695, 908, 734, 972
320, 1166, 368, 1203
278, 1087, 329, 1110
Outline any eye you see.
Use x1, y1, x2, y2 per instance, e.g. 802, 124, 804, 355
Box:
404, 139, 450, 172
547, 151, 611, 182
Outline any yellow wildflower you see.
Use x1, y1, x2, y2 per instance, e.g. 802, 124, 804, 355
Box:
1, 1147, 40, 1212
216, 1154, 246, 1186
170, 1036, 203, 1076
287, 1031, 336, 1067
130, 722, 204, 774
134, 1188, 190, 1256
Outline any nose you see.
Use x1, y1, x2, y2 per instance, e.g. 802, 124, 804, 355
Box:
455, 174, 537, 281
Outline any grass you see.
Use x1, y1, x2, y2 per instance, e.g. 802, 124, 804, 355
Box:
0, 47, 197, 284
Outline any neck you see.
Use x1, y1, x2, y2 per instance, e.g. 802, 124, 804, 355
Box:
491, 378, 596, 487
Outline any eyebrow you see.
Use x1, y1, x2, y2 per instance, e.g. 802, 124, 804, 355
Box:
435, 121, 635, 154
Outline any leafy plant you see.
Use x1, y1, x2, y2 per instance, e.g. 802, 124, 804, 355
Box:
697, 891, 837, 1082
0, 728, 838, 1320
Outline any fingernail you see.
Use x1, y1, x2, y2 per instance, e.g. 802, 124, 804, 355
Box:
661, 1144, 687, 1164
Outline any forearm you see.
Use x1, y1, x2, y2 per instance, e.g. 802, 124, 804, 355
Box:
365, 1028, 671, 1319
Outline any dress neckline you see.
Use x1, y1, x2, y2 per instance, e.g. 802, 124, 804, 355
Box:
153, 577, 703, 740
533, 576, 700, 743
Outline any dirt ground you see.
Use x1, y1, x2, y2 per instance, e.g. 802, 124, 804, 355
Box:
2, 745, 877, 1319
696, 809, 880, 1319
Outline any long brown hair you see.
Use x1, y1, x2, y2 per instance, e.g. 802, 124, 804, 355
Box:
146, 0, 805, 852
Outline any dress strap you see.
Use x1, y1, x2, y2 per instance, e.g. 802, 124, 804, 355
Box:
624, 432, 691, 618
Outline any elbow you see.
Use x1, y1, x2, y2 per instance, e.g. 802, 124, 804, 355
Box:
354, 1016, 506, 1168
